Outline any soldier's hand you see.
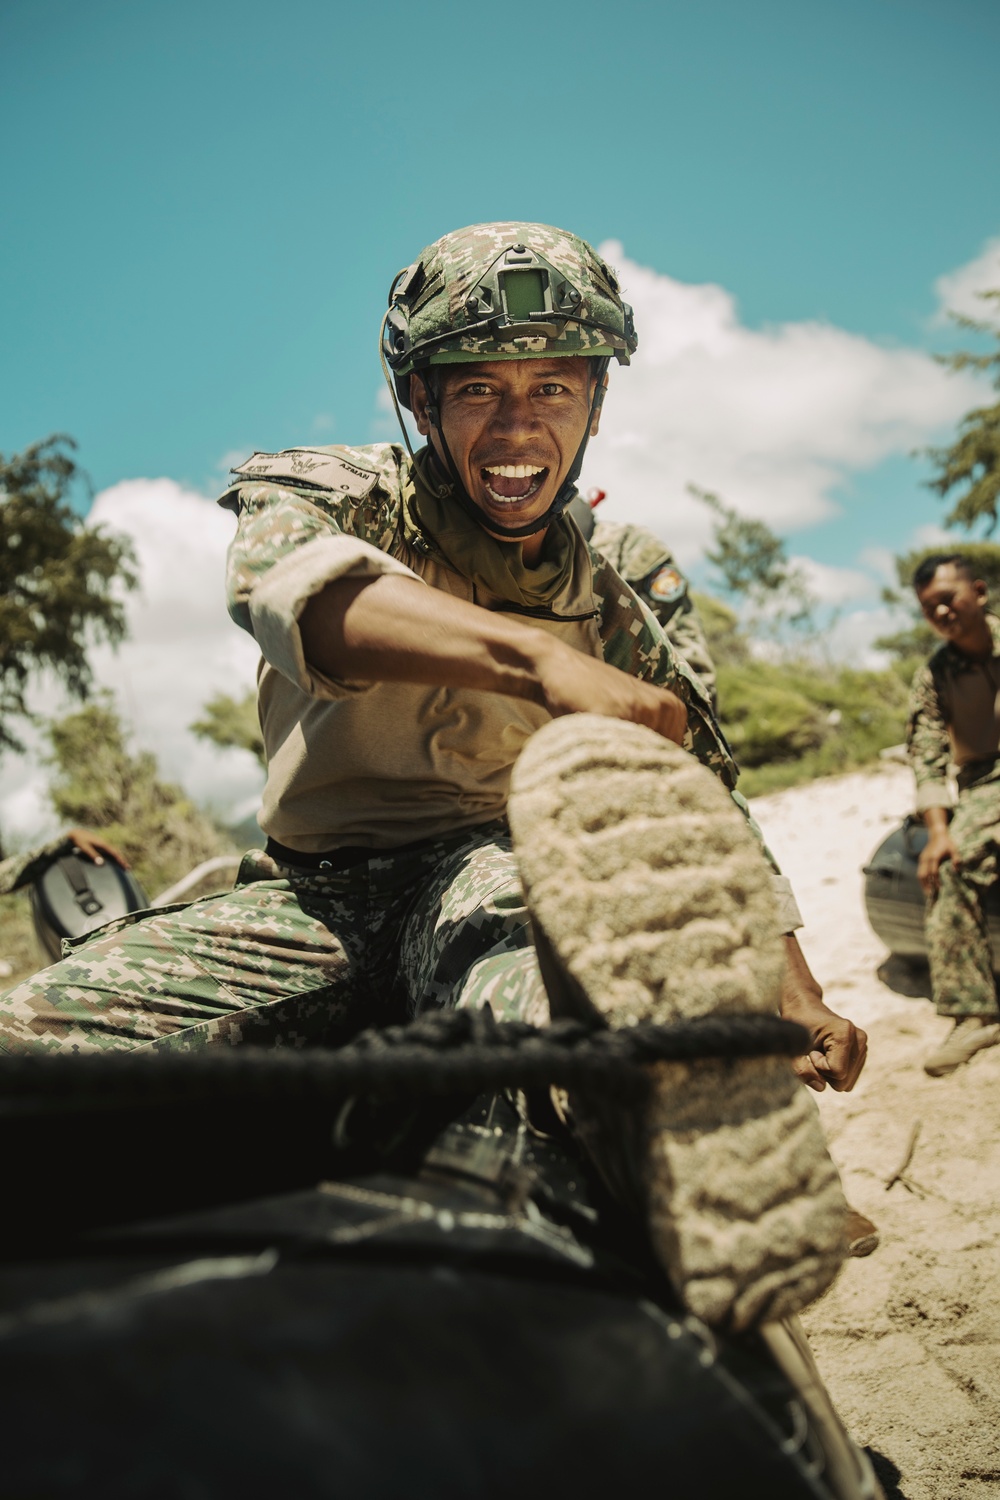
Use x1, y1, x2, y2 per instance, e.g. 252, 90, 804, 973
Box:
535, 643, 687, 745
67, 829, 130, 869
917, 830, 960, 895
790, 1004, 868, 1093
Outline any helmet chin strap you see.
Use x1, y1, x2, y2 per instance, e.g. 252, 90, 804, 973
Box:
419, 359, 610, 542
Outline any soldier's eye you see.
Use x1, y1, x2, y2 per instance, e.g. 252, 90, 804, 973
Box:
539, 383, 564, 396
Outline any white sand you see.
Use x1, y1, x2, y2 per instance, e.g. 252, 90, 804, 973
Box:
750, 764, 1000, 1500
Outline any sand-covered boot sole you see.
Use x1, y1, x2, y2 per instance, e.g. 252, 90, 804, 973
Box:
508, 714, 847, 1332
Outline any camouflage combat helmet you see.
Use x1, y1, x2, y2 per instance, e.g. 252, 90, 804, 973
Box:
380, 222, 638, 538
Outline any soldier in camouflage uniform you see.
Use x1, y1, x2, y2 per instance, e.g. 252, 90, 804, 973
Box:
0, 222, 862, 1100
908, 553, 1000, 1076
0, 830, 126, 899
0, 221, 874, 1323
567, 490, 716, 706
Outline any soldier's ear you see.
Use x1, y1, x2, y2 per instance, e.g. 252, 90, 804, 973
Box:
590, 371, 609, 438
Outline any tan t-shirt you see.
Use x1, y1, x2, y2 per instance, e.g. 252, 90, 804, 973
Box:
907, 615, 1000, 811
253, 532, 605, 851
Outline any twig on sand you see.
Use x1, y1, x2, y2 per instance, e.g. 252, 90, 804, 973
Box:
885, 1118, 924, 1195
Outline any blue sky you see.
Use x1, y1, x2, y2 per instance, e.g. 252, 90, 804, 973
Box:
3, 0, 997, 496
1, 0, 999, 829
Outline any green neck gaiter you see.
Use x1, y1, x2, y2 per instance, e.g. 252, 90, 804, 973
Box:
405, 449, 586, 611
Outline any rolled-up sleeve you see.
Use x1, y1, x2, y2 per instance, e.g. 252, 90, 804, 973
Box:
906, 663, 952, 812
224, 481, 421, 700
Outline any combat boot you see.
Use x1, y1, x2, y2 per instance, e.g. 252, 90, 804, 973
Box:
923, 1015, 1000, 1076
508, 714, 848, 1332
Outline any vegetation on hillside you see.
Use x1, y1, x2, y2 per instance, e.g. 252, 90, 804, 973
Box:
690, 495, 912, 798
691, 588, 911, 796
46, 696, 235, 898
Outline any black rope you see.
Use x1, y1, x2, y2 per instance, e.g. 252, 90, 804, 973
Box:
0, 1011, 809, 1112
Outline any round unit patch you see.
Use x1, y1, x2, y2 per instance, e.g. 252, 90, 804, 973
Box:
647, 566, 686, 604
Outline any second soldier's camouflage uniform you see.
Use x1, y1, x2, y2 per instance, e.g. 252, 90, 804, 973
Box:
907, 612, 1000, 1019
0, 836, 80, 899
0, 441, 797, 1055
591, 518, 717, 705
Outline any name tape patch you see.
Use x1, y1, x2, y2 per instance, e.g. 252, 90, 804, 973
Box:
233, 450, 379, 501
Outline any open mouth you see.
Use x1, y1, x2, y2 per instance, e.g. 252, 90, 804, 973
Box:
481, 464, 548, 505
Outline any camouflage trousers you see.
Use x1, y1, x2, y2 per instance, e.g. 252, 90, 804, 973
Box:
0, 820, 551, 1055
926, 768, 1000, 1019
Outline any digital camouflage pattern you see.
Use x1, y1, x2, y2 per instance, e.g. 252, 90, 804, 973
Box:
384, 221, 636, 407
0, 835, 74, 898
591, 518, 717, 703
907, 617, 1000, 1017
925, 764, 1000, 1018
906, 614, 1000, 810
0, 823, 547, 1054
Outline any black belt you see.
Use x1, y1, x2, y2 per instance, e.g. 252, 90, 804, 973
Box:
264, 838, 377, 871
265, 818, 509, 873
957, 755, 1000, 791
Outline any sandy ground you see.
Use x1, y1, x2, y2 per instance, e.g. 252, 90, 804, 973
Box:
750, 763, 1000, 1500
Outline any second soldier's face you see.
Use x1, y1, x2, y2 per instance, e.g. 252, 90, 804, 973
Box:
916, 564, 989, 649
411, 357, 602, 550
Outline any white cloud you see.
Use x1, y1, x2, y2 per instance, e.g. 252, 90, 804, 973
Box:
792, 555, 875, 606
909, 521, 958, 551
821, 606, 902, 670
581, 242, 987, 563
933, 238, 1000, 326
0, 478, 264, 847
856, 545, 898, 584
371, 382, 418, 446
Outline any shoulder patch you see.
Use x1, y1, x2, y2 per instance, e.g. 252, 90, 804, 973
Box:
232, 449, 379, 500
647, 565, 686, 604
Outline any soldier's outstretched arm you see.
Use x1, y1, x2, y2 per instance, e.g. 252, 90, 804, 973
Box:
300, 572, 688, 745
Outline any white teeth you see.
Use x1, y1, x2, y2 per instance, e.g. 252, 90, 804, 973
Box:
484, 464, 544, 478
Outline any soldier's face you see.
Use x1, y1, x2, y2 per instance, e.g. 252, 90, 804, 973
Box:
411, 357, 602, 552
916, 564, 989, 649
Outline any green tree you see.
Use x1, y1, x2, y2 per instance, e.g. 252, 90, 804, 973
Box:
925, 292, 1000, 531
191, 690, 265, 768
688, 484, 815, 637
690, 590, 750, 668
45, 695, 234, 897
0, 436, 137, 752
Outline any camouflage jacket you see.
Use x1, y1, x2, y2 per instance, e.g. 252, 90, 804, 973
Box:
0, 835, 72, 898
906, 614, 1000, 811
591, 519, 716, 701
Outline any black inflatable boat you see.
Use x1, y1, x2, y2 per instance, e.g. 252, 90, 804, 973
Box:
0, 1032, 879, 1500
863, 815, 1000, 964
